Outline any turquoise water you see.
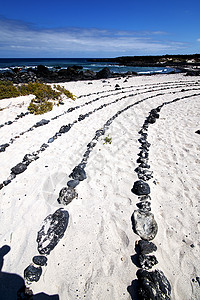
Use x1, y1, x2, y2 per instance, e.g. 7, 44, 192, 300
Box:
0, 58, 175, 74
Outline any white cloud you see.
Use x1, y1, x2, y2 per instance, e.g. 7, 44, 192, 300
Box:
0, 17, 186, 57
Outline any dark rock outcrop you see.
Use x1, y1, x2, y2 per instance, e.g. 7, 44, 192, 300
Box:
96, 67, 111, 79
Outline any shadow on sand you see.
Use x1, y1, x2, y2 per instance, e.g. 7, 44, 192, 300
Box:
0, 245, 59, 299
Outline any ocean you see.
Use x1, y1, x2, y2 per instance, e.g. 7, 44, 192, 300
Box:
0, 58, 175, 75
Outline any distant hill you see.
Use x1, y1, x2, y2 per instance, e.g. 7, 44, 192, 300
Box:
89, 54, 200, 67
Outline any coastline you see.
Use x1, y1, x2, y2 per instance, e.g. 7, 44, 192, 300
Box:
0, 73, 200, 299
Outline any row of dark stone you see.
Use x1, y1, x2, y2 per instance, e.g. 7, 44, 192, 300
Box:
56, 86, 200, 202
1, 89, 200, 193
0, 112, 29, 137
130, 91, 200, 298
130, 104, 172, 299
78, 79, 200, 99
14, 91, 200, 290
1, 82, 199, 155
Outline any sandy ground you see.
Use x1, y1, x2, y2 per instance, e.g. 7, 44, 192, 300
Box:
0, 73, 200, 299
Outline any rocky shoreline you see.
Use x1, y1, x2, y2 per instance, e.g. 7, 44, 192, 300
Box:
0, 55, 200, 84
0, 65, 129, 84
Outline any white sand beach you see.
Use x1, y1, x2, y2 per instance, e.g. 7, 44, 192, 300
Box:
0, 73, 200, 299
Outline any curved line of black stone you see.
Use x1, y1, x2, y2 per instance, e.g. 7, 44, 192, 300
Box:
78, 79, 200, 99
50, 81, 199, 120
23, 92, 200, 286
1, 83, 199, 154
0, 79, 198, 133
0, 111, 30, 130
60, 92, 200, 198
0, 90, 163, 188
129, 93, 200, 299
1, 90, 200, 192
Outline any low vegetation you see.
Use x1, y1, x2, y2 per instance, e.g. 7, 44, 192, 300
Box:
0, 81, 76, 114
104, 136, 112, 144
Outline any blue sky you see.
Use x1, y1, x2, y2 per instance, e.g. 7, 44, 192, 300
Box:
0, 0, 200, 57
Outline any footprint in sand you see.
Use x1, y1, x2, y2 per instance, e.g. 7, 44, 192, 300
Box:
43, 171, 69, 207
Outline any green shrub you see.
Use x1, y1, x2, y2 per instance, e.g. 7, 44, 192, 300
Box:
104, 136, 112, 144
54, 85, 76, 100
0, 81, 76, 114
0, 81, 20, 99
28, 99, 53, 115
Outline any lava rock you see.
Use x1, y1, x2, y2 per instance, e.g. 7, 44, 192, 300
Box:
35, 119, 50, 127
67, 179, 80, 188
24, 264, 42, 282
95, 129, 105, 138
96, 67, 111, 79
136, 269, 171, 300
0, 143, 9, 152
67, 107, 76, 112
78, 114, 86, 121
6, 121, 13, 125
40, 143, 49, 151
32, 256, 48, 266
139, 163, 151, 169
48, 137, 54, 143
59, 124, 71, 133
136, 201, 151, 212
70, 166, 86, 181
137, 240, 157, 255
23, 153, 39, 164
57, 187, 78, 205
147, 116, 156, 124
138, 151, 149, 159
132, 210, 158, 241
37, 208, 69, 255
138, 195, 151, 201
11, 163, 27, 175
137, 157, 149, 164
139, 254, 158, 270
3, 179, 11, 186
131, 180, 150, 196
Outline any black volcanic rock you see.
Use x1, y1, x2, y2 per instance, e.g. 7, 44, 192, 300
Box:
137, 240, 157, 255
37, 208, 69, 255
24, 265, 42, 282
0, 143, 9, 152
136, 269, 171, 300
11, 163, 27, 175
131, 180, 150, 195
32, 255, 48, 266
96, 67, 111, 79
139, 254, 158, 270
132, 210, 158, 241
